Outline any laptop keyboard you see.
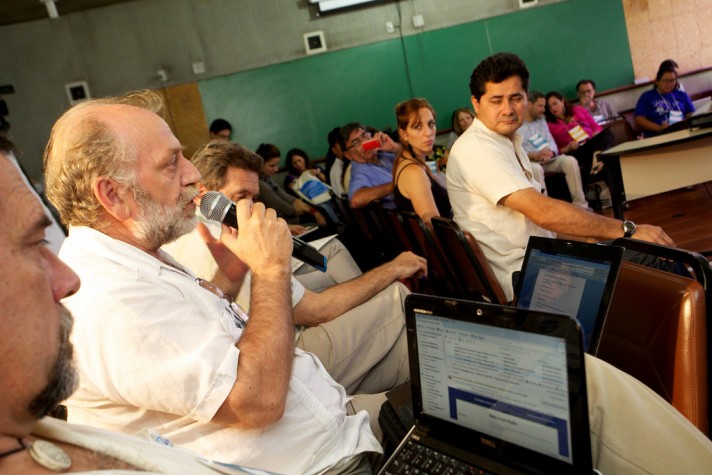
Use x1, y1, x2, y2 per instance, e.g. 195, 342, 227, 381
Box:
383, 439, 495, 475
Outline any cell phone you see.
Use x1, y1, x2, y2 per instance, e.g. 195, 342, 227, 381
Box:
362, 138, 381, 151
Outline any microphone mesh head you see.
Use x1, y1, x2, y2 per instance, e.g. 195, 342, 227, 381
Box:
199, 191, 231, 221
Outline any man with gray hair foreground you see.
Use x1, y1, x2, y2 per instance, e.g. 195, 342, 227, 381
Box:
0, 136, 263, 473
44, 91, 381, 474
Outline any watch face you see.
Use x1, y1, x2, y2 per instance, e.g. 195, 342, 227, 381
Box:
623, 221, 636, 235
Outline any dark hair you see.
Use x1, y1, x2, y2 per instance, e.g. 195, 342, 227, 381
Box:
255, 143, 281, 161
469, 52, 530, 101
285, 148, 310, 176
450, 107, 474, 135
576, 79, 596, 91
209, 118, 233, 134
338, 122, 365, 151
191, 140, 263, 191
660, 59, 679, 70
327, 127, 341, 149
0, 133, 15, 154
528, 90, 545, 103
544, 91, 574, 122
655, 62, 677, 82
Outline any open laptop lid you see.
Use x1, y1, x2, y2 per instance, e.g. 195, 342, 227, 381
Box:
405, 294, 593, 474
514, 237, 623, 355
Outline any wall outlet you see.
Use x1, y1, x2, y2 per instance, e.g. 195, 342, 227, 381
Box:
412, 14, 424, 28
192, 62, 205, 75
386, 21, 394, 33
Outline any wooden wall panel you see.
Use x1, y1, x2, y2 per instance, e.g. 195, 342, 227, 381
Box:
158, 82, 208, 161
623, 0, 712, 81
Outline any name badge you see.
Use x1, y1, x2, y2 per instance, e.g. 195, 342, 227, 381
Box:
669, 110, 683, 124
568, 124, 589, 143
528, 133, 548, 151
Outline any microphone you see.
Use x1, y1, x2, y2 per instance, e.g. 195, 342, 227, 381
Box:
199, 191, 327, 272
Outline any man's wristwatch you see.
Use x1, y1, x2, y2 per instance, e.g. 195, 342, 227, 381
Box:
622, 220, 637, 238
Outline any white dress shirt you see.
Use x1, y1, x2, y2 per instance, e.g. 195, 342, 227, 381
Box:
61, 226, 380, 475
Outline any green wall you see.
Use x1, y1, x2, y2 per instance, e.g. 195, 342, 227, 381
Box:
199, 0, 632, 163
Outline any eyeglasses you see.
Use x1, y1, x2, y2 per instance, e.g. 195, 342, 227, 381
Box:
345, 131, 372, 151
196, 278, 247, 329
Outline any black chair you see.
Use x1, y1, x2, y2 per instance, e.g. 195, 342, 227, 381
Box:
399, 212, 463, 298
331, 193, 384, 270
430, 217, 508, 305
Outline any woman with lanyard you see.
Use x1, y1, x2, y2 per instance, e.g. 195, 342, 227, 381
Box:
634, 61, 695, 137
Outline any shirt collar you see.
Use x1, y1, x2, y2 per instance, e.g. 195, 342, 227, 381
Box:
66, 225, 196, 279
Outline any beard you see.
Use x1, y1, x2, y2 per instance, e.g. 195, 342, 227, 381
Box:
133, 185, 198, 250
28, 305, 79, 419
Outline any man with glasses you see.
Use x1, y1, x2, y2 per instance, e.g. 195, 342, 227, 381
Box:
341, 122, 401, 209
576, 79, 616, 124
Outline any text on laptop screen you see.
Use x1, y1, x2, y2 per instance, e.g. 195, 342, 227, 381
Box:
516, 249, 613, 350
414, 312, 573, 464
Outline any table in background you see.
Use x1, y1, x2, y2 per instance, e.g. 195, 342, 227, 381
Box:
598, 127, 712, 219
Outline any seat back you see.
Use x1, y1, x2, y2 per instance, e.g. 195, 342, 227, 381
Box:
400, 212, 463, 298
597, 261, 708, 435
331, 193, 385, 270
430, 217, 508, 305
382, 208, 417, 255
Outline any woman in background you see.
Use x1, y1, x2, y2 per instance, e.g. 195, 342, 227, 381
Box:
634, 61, 695, 137
255, 143, 327, 227
284, 148, 327, 191
283, 147, 340, 223
545, 91, 613, 183
392, 98, 451, 222
446, 107, 475, 149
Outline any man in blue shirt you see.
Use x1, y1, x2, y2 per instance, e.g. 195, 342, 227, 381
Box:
341, 122, 402, 209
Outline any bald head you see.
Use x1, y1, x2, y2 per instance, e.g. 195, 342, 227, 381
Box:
43, 90, 165, 231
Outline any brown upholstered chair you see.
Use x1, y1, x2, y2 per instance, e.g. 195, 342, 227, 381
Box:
596, 261, 708, 435
430, 217, 508, 305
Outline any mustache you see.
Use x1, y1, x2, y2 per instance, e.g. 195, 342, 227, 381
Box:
28, 305, 78, 419
181, 186, 199, 206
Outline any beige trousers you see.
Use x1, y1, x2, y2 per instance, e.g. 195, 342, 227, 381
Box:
295, 282, 410, 442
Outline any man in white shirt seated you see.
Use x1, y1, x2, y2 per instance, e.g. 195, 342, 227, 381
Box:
0, 139, 275, 474
43, 91, 384, 474
445, 53, 712, 474
327, 126, 349, 197
517, 90, 590, 209
163, 139, 426, 401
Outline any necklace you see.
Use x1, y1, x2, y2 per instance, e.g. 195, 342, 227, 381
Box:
0, 438, 72, 471
0, 438, 25, 458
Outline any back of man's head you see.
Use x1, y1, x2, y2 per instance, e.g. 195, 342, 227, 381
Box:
469, 52, 530, 101
528, 90, 545, 103
192, 140, 263, 191
209, 118, 233, 135
43, 90, 164, 231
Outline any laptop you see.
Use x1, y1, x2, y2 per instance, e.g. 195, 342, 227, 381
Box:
514, 237, 623, 355
379, 294, 595, 475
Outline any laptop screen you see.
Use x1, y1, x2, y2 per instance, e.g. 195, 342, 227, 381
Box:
406, 296, 593, 474
515, 237, 623, 353
415, 312, 573, 463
